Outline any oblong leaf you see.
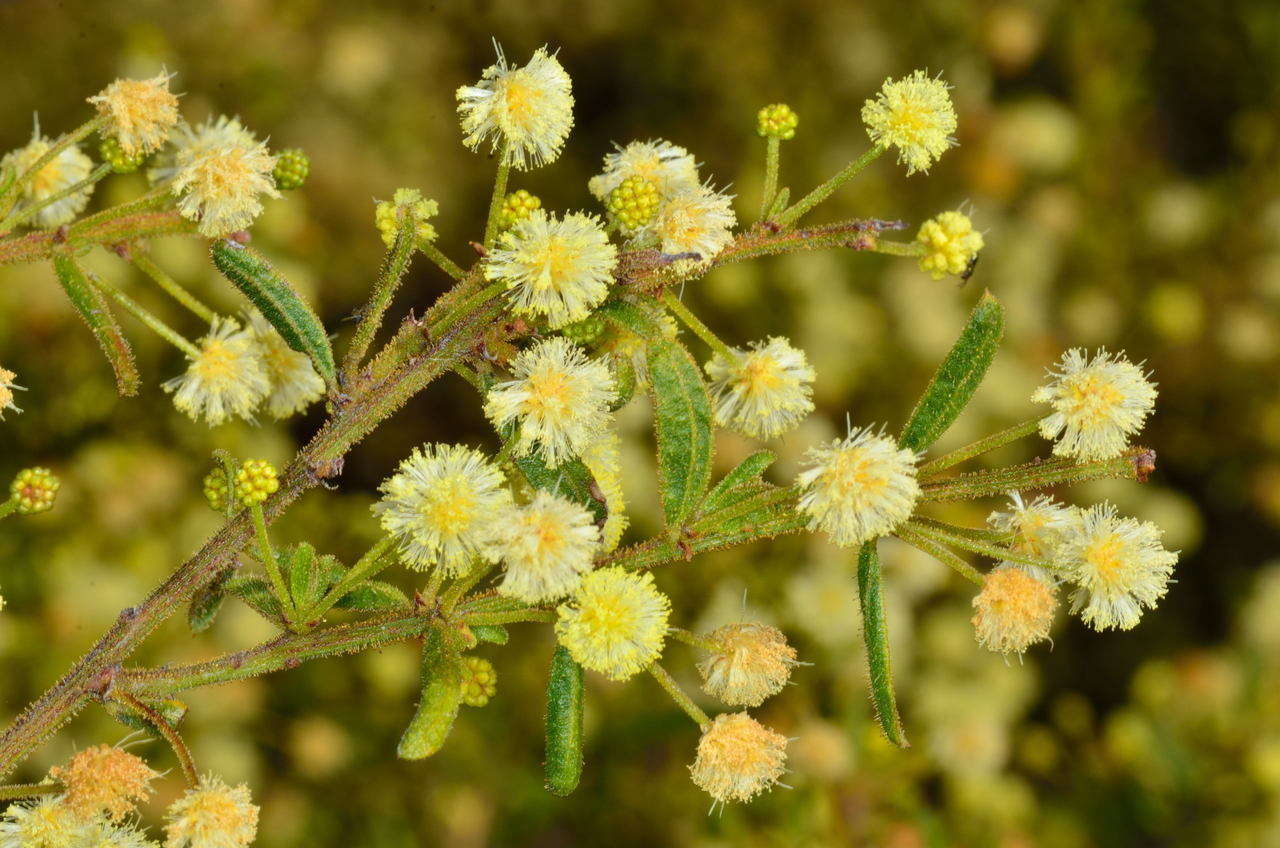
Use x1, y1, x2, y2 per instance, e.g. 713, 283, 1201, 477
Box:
224, 576, 286, 625
899, 291, 1004, 452
188, 567, 234, 634
646, 337, 714, 529
472, 624, 509, 645
514, 450, 606, 523
700, 450, 777, 515
51, 255, 140, 396
335, 580, 411, 611
397, 628, 464, 760
104, 698, 188, 733
858, 541, 908, 747
544, 645, 585, 796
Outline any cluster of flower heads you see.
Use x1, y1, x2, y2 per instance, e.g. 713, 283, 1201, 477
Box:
0, 744, 257, 848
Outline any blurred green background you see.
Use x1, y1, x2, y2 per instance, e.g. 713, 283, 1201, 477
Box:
2, 0, 1280, 845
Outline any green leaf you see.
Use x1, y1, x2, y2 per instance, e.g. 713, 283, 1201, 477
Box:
544, 645, 585, 796
397, 627, 464, 760
210, 240, 336, 388
700, 450, 777, 515
188, 567, 233, 634
104, 698, 188, 733
51, 255, 140, 396
471, 624, 509, 645
514, 450, 606, 524
597, 298, 666, 337
899, 291, 1004, 452
335, 580, 411, 611
224, 576, 286, 625
647, 337, 715, 529
858, 542, 908, 748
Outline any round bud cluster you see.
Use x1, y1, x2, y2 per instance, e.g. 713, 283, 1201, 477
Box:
559, 314, 605, 345
272, 148, 310, 190
202, 469, 231, 512
460, 656, 497, 707
10, 467, 60, 514
498, 189, 542, 230
374, 188, 439, 249
605, 175, 661, 234
756, 103, 798, 140
98, 135, 146, 174
916, 210, 984, 280
234, 459, 279, 507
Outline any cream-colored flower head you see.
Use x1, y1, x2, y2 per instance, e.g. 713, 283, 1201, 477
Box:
587, 139, 701, 201
1057, 502, 1177, 631
495, 490, 600, 603
654, 184, 737, 261
163, 317, 269, 426
246, 310, 326, 419
88, 71, 180, 156
79, 818, 158, 848
171, 137, 280, 236
148, 114, 258, 184
163, 774, 259, 848
485, 210, 617, 329
51, 744, 157, 822
987, 492, 1073, 559
796, 426, 921, 547
916, 210, 984, 280
456, 43, 573, 170
861, 70, 957, 175
689, 712, 788, 805
1033, 348, 1157, 461
704, 337, 815, 439
1, 127, 95, 227
971, 564, 1057, 655
0, 795, 87, 848
0, 368, 23, 420
697, 623, 798, 707
579, 429, 628, 552
484, 337, 616, 467
555, 567, 670, 680
373, 443, 512, 576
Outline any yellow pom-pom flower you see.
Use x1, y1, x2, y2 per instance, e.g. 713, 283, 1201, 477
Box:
689, 712, 788, 805
0, 796, 87, 848
246, 311, 326, 419
578, 430, 628, 552
163, 317, 270, 426
485, 210, 617, 330
460, 656, 498, 707
373, 443, 512, 575
971, 565, 1058, 655
588, 139, 701, 202
88, 71, 180, 156
0, 368, 23, 420
163, 774, 259, 848
697, 623, 798, 707
916, 210, 984, 280
1, 128, 95, 227
51, 744, 157, 822
498, 189, 542, 230
704, 337, 815, 439
555, 567, 671, 681
483, 337, 616, 467
756, 103, 798, 140
374, 188, 439, 248
861, 70, 957, 175
457, 43, 573, 171
10, 468, 60, 515
796, 426, 921, 547
987, 492, 1073, 558
148, 115, 258, 184
1032, 348, 1158, 461
234, 459, 278, 506
654, 184, 737, 262
171, 138, 280, 236
495, 490, 600, 604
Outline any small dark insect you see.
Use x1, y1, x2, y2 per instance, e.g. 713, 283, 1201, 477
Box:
959, 253, 980, 286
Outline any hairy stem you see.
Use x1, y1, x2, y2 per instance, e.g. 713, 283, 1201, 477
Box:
648, 663, 710, 728
482, 142, 511, 249
131, 254, 216, 323
918, 418, 1041, 478
84, 270, 201, 358
661, 291, 734, 360
759, 136, 781, 221
112, 691, 198, 787
0, 163, 111, 232
776, 144, 884, 228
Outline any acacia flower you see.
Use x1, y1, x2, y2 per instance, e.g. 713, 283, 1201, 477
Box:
861, 70, 957, 175
0, 796, 86, 848
171, 138, 281, 236
246, 310, 326, 419
78, 818, 158, 848
689, 712, 788, 805
704, 337, 815, 439
495, 490, 600, 603
483, 337, 616, 467
653, 184, 737, 261
456, 43, 573, 170
916, 210, 984, 280
163, 317, 270, 426
555, 567, 671, 680
796, 426, 921, 547
971, 564, 1058, 655
1033, 348, 1157, 461
1, 129, 94, 227
987, 492, 1073, 559
163, 774, 258, 848
147, 114, 258, 184
1056, 502, 1177, 631
579, 429, 628, 552
697, 623, 798, 707
373, 443, 512, 575
51, 744, 157, 821
485, 210, 617, 329
0, 368, 22, 419
88, 71, 180, 156
588, 139, 701, 201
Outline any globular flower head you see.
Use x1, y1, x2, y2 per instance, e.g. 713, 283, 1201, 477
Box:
0, 796, 87, 848
272, 148, 309, 190
588, 139, 700, 202
689, 712, 788, 805
147, 115, 258, 184
483, 337, 616, 467
1057, 502, 1177, 631
1032, 349, 1158, 461
51, 744, 157, 821
987, 492, 1073, 559
246, 310, 326, 419
373, 443, 512, 575
555, 567, 670, 681
460, 656, 498, 707
861, 70, 957, 175
234, 459, 278, 506
495, 490, 600, 603
756, 103, 798, 140
704, 337, 815, 439
498, 188, 542, 230
796, 426, 921, 547
456, 43, 573, 171
654, 184, 737, 262
485, 210, 617, 330
100, 135, 147, 174
163, 774, 259, 848
10, 467, 60, 515
171, 138, 281, 237
88, 71, 180, 156
0, 368, 23, 420
374, 188, 439, 249
971, 565, 1058, 655
916, 210, 984, 280
202, 468, 230, 512
697, 623, 798, 707
1, 128, 95, 227
605, 175, 661, 236
163, 317, 270, 426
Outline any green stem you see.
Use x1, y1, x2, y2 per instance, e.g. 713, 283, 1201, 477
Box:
893, 524, 984, 585
130, 254, 216, 323
0, 162, 111, 232
441, 561, 495, 614
0, 116, 106, 218
921, 449, 1148, 503
648, 663, 710, 728
113, 690, 198, 787
667, 627, 719, 653
759, 136, 781, 221
463, 608, 555, 626
919, 419, 1041, 478
0, 782, 62, 802
311, 536, 396, 617
250, 502, 294, 623
904, 520, 1054, 572
482, 142, 511, 250
343, 222, 417, 380
776, 144, 884, 228
661, 291, 735, 361
82, 271, 201, 358
869, 239, 923, 258
422, 242, 466, 282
